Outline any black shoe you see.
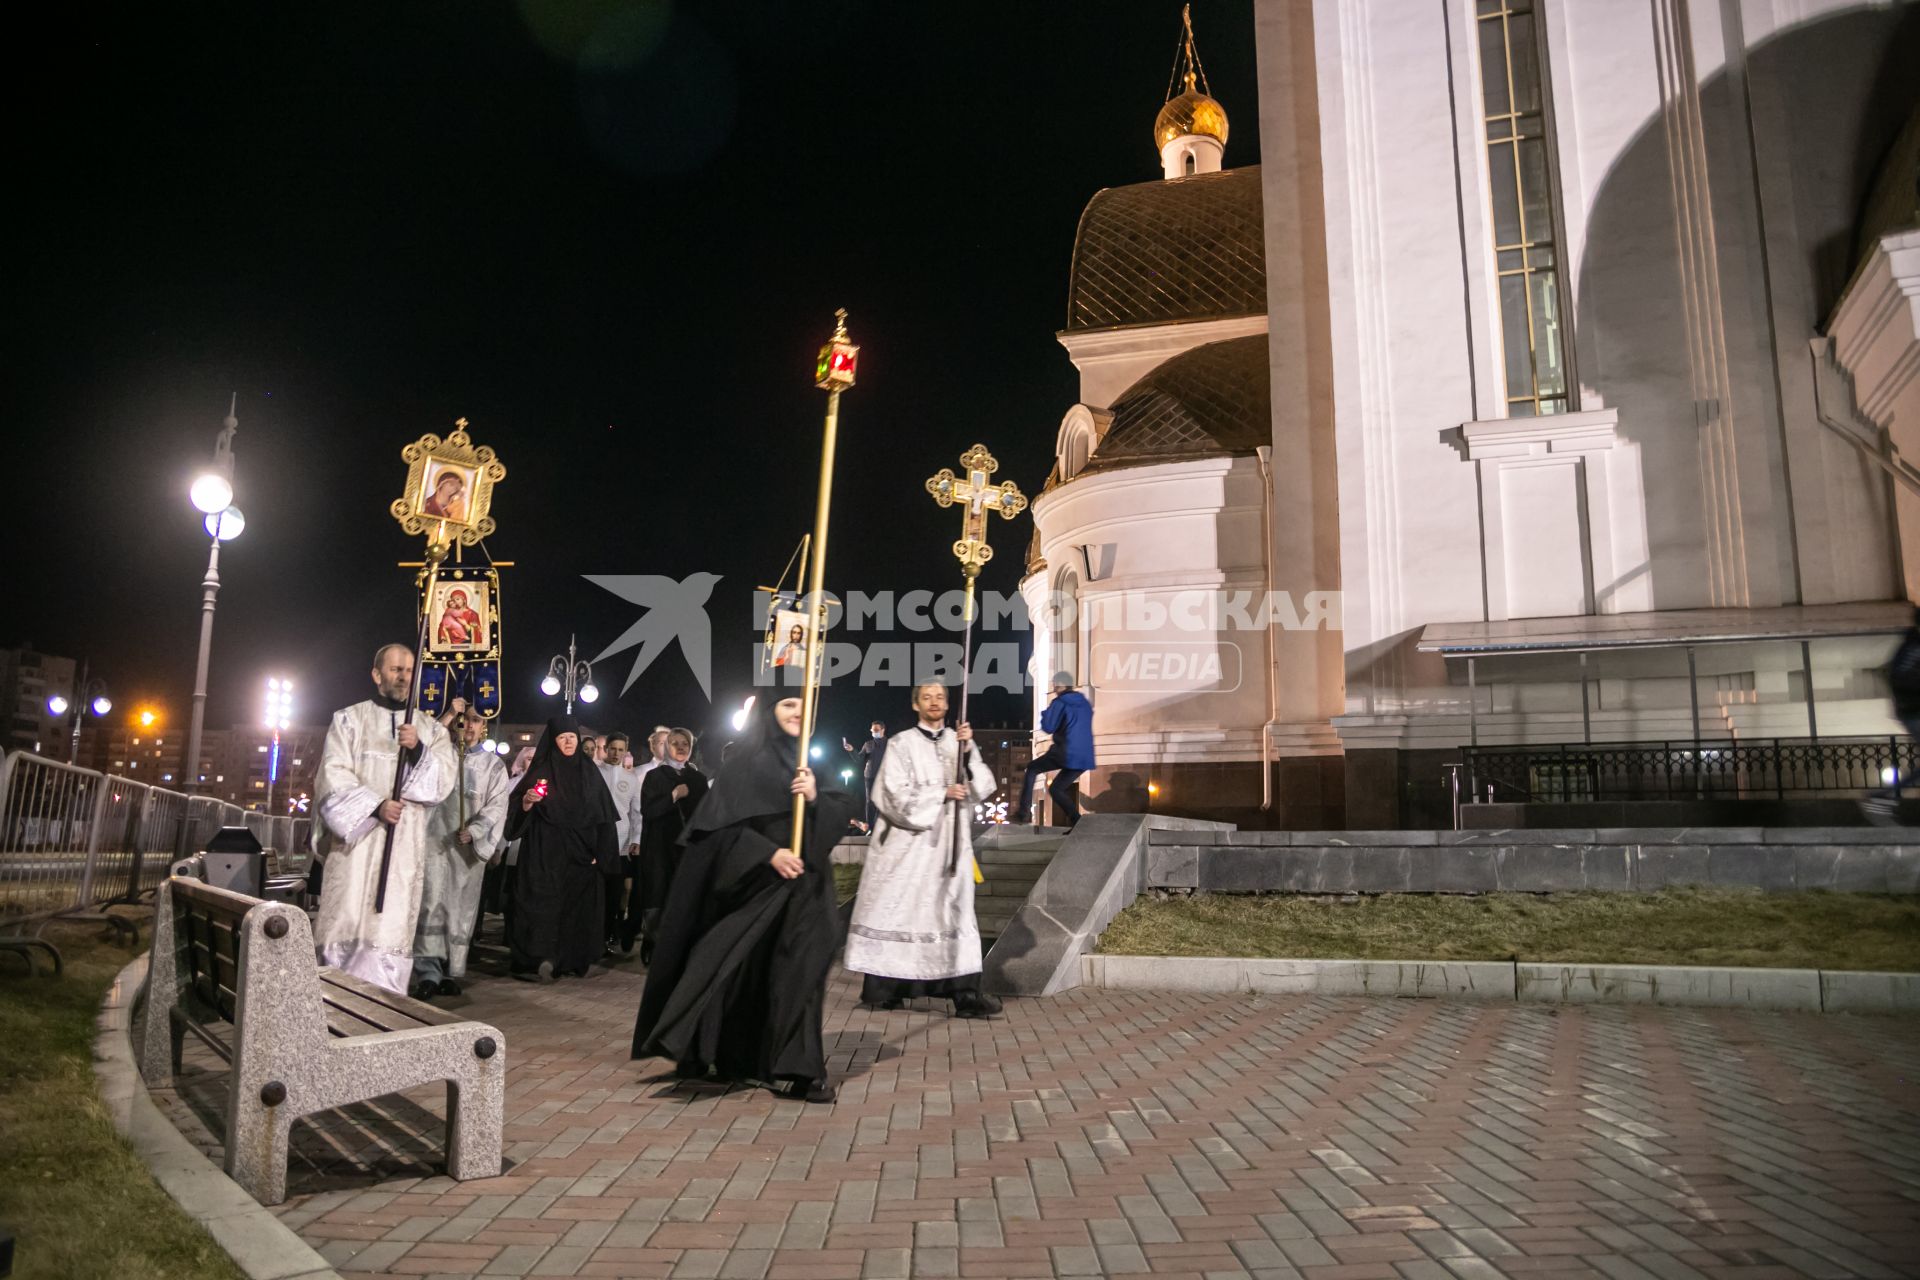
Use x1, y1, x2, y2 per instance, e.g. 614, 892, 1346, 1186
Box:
409, 979, 438, 1001
863, 998, 902, 1011
435, 978, 462, 997
769, 1078, 837, 1104
639, 940, 654, 967
952, 991, 1003, 1019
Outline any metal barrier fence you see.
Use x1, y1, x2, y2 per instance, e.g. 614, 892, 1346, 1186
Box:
0, 750, 311, 925
1463, 737, 1920, 804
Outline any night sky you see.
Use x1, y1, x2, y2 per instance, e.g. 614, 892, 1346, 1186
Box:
10, 0, 1261, 754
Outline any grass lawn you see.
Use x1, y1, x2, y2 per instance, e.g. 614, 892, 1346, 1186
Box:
834, 861, 863, 904
1097, 888, 1920, 972
0, 918, 246, 1280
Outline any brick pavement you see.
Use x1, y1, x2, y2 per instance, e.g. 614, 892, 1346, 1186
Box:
151, 936, 1920, 1280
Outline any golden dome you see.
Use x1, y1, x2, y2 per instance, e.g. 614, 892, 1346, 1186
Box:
1155, 73, 1229, 151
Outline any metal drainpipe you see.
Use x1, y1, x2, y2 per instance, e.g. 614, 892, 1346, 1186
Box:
1256, 447, 1278, 813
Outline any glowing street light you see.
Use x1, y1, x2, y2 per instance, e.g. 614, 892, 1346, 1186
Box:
47, 661, 110, 763
263, 677, 293, 814
203, 505, 246, 541
542, 633, 596, 713
184, 396, 243, 805
729, 695, 756, 733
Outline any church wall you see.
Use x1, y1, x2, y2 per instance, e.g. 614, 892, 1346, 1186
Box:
1271, 0, 1910, 770
1029, 458, 1272, 766
1251, 0, 1348, 741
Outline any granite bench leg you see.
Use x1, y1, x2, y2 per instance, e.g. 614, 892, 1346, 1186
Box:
226, 1096, 297, 1205
446, 1072, 504, 1182
137, 879, 184, 1086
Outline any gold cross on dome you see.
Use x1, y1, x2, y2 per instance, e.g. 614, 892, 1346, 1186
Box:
454, 417, 469, 429
926, 444, 1028, 576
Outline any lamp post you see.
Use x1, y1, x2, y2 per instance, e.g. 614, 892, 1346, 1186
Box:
541, 633, 599, 714
263, 677, 292, 814
184, 397, 245, 800
47, 660, 111, 764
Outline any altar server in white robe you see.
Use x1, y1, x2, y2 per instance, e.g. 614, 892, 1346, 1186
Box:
410, 700, 511, 999
312, 644, 457, 994
844, 682, 1004, 1017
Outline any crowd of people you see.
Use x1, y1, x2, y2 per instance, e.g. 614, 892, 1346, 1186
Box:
308, 645, 1097, 1104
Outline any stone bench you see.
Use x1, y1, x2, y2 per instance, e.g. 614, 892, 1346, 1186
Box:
138, 875, 505, 1204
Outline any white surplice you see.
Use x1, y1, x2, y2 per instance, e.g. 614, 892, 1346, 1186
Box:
414, 743, 511, 978
598, 761, 637, 850
311, 700, 456, 993
844, 726, 997, 981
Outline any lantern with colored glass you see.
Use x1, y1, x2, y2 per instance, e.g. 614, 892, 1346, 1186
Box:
814, 317, 859, 391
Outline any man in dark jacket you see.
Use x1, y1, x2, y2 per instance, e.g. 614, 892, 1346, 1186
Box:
1865, 607, 1920, 825
1019, 673, 1095, 828
842, 720, 887, 827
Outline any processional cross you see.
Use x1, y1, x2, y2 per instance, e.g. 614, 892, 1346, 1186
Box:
924, 444, 1027, 872
926, 444, 1028, 585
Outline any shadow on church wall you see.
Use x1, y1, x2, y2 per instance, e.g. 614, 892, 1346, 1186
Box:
1571, 5, 1916, 609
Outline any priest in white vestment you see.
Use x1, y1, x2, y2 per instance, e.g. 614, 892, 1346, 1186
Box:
843, 682, 1003, 1017
410, 700, 511, 998
311, 644, 457, 994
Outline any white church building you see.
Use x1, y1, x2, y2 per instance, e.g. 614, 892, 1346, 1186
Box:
1022, 0, 1918, 828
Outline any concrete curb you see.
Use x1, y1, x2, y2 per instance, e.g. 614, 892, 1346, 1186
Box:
95, 954, 341, 1280
1081, 953, 1920, 1013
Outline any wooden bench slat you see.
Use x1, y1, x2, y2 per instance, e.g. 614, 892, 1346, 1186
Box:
318, 970, 464, 1029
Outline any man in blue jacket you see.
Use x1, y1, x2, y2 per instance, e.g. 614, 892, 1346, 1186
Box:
1020, 672, 1095, 828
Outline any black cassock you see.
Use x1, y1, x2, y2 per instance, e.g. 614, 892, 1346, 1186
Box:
632, 714, 855, 1087
506, 716, 618, 977
634, 761, 709, 949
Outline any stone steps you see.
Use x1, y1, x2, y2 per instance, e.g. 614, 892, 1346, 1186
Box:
973, 826, 1069, 940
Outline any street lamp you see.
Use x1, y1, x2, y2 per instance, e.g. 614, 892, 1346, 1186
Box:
184, 396, 243, 800
729, 695, 756, 733
542, 633, 598, 714
263, 677, 292, 814
47, 660, 111, 764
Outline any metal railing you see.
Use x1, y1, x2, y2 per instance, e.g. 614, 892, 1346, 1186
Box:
0, 750, 310, 927
1462, 737, 1919, 805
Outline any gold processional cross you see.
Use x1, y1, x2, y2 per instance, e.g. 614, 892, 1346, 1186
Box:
925, 444, 1028, 586
925, 444, 1026, 876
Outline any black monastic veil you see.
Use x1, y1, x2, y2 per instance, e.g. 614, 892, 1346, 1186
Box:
504, 714, 619, 977
631, 696, 857, 1090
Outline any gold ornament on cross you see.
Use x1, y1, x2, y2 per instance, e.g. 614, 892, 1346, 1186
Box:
926, 444, 1028, 579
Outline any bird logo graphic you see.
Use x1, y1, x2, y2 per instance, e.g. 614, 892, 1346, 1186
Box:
584, 572, 722, 700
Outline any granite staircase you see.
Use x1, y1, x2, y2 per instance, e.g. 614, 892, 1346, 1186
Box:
972, 826, 1071, 941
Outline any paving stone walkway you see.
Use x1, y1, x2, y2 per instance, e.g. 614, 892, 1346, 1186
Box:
154, 944, 1920, 1280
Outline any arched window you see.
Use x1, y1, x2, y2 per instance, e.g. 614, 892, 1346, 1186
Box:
1056, 404, 1102, 481
1051, 566, 1081, 689
1184, 149, 1196, 176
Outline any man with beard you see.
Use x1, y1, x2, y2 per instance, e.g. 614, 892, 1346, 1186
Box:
312, 644, 458, 994
844, 682, 1002, 1017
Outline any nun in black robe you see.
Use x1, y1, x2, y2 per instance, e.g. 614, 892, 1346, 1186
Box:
631, 694, 857, 1102
505, 715, 619, 981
